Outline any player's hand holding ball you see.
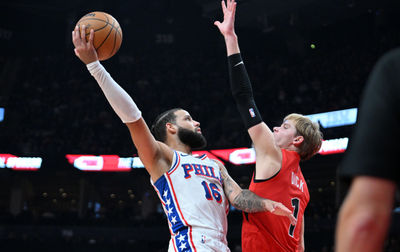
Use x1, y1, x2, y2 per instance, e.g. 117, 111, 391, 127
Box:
72, 11, 122, 64
72, 25, 98, 64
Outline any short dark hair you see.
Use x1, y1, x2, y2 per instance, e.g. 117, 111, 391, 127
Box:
151, 108, 182, 142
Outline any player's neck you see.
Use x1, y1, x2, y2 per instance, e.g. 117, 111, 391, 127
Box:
284, 145, 299, 153
167, 141, 192, 155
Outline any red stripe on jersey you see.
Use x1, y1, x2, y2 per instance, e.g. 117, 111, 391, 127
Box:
168, 152, 181, 175
166, 173, 197, 252
171, 236, 178, 252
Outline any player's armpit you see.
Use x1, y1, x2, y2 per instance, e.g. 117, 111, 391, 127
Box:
126, 119, 173, 181
248, 122, 281, 158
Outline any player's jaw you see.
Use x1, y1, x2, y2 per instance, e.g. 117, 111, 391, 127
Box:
273, 119, 298, 148
273, 128, 296, 149
177, 126, 207, 150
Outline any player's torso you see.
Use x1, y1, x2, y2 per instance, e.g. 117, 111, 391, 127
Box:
242, 149, 309, 252
152, 151, 230, 252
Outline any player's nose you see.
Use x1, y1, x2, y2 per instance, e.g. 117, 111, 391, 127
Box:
193, 120, 200, 127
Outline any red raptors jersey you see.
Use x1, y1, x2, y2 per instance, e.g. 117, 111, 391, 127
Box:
242, 149, 310, 252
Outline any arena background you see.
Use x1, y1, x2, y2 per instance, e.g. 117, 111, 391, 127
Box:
0, 0, 399, 251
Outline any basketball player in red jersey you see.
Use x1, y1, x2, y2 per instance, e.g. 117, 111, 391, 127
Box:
214, 1, 323, 251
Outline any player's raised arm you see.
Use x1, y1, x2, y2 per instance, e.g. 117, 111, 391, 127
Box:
72, 25, 171, 181
216, 161, 296, 224
214, 0, 282, 170
213, 0, 239, 56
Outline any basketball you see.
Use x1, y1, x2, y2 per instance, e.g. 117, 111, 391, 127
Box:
76, 11, 122, 61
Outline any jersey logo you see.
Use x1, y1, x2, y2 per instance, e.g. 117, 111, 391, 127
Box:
291, 171, 304, 192
234, 61, 244, 67
182, 163, 220, 182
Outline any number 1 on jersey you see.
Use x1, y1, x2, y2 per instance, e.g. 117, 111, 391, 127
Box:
289, 198, 300, 237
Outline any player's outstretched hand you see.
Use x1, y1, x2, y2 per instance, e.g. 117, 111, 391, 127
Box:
214, 0, 237, 38
72, 25, 98, 65
266, 200, 297, 225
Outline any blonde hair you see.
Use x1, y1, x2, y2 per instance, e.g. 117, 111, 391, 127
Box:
284, 113, 323, 160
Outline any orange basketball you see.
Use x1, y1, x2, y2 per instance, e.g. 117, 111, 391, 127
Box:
76, 11, 122, 61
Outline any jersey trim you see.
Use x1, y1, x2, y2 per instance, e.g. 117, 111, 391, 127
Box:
253, 168, 281, 183
168, 151, 182, 175
152, 174, 197, 252
165, 173, 197, 251
253, 148, 295, 183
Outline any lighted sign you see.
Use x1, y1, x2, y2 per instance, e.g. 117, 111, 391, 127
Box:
306, 108, 357, 128
0, 108, 4, 122
0, 154, 42, 170
318, 137, 348, 155
66, 155, 137, 172
228, 148, 256, 165
67, 138, 347, 172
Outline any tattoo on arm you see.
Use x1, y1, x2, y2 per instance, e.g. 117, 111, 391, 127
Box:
232, 189, 268, 213
219, 163, 268, 213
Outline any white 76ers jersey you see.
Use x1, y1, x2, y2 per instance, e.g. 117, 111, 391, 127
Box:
151, 151, 230, 252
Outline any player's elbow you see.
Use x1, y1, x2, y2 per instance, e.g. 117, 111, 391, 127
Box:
337, 206, 391, 252
231, 190, 265, 213
350, 211, 386, 236
230, 189, 243, 208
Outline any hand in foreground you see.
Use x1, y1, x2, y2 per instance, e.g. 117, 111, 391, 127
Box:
214, 0, 237, 38
72, 25, 98, 64
266, 200, 297, 225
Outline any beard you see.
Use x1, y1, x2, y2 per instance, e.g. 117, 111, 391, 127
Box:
177, 127, 207, 150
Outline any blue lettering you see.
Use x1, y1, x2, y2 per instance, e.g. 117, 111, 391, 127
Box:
182, 164, 193, 179
182, 163, 221, 182
208, 166, 217, 179
202, 165, 211, 176
193, 164, 205, 175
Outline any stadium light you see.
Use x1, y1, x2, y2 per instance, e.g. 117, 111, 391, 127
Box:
306, 108, 357, 128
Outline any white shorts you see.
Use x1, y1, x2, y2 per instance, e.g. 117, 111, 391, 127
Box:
167, 228, 230, 252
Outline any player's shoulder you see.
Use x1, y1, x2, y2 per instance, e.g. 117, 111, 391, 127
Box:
376, 47, 400, 68
211, 158, 223, 167
281, 149, 300, 163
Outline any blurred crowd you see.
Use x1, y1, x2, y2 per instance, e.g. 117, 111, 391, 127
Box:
3, 15, 399, 156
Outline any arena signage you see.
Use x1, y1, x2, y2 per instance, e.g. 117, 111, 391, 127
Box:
306, 108, 357, 128
318, 137, 349, 155
0, 154, 42, 170
66, 138, 347, 171
0, 107, 4, 122
66, 155, 135, 172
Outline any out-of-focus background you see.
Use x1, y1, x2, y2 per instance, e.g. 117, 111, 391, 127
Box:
0, 0, 399, 251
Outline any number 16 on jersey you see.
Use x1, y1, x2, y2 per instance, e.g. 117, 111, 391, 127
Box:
201, 180, 222, 204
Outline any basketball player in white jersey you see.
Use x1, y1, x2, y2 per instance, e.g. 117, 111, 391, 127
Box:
72, 25, 296, 251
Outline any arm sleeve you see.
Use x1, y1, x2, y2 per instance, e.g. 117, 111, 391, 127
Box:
228, 53, 263, 129
87, 61, 142, 123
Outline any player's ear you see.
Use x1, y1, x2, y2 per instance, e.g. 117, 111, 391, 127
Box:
166, 122, 178, 134
293, 135, 304, 147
